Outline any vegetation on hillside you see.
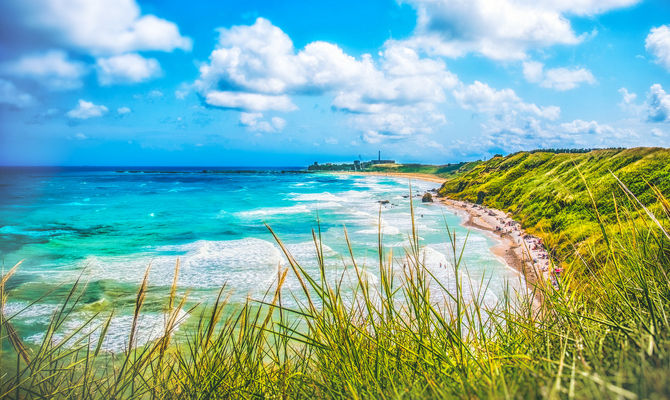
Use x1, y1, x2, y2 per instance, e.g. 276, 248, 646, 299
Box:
366, 161, 478, 177
439, 147, 670, 265
1, 176, 670, 398
2, 147, 670, 398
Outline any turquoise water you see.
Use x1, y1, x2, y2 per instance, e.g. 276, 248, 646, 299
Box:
0, 167, 523, 350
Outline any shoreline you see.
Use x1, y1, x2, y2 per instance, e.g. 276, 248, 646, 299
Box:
331, 171, 552, 293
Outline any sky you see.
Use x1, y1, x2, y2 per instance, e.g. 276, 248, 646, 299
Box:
0, 0, 669, 166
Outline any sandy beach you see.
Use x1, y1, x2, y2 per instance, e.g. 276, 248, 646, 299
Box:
335, 171, 554, 292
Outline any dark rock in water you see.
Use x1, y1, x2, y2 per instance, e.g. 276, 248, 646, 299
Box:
402, 195, 409, 198
378, 200, 390, 205
422, 192, 433, 203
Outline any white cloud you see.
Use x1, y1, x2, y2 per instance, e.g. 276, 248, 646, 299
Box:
618, 87, 637, 105
195, 18, 370, 97
651, 128, 665, 137
450, 81, 586, 152
478, 117, 635, 154
646, 83, 670, 122
66, 99, 108, 119
559, 119, 614, 135
399, 0, 638, 60
646, 25, 670, 71
117, 106, 131, 114
522, 61, 544, 83
542, 67, 595, 91
148, 90, 164, 98
522, 61, 595, 91
542, 0, 640, 15
7, 0, 191, 55
239, 112, 261, 126
195, 18, 459, 140
96, 53, 161, 85
1, 50, 87, 90
453, 80, 560, 120
331, 45, 458, 113
0, 79, 34, 107
617, 87, 646, 116
352, 103, 447, 143
271, 116, 286, 131
239, 112, 286, 132
206, 91, 296, 112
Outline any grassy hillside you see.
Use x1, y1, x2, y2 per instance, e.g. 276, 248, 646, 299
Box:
438, 147, 670, 265
2, 147, 670, 398
3, 185, 670, 398
366, 161, 479, 177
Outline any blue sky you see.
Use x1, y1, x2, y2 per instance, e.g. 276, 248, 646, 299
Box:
0, 0, 669, 166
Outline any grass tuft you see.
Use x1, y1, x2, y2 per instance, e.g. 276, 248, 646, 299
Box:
1, 173, 670, 398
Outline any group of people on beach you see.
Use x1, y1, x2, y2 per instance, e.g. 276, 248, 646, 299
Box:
465, 202, 561, 288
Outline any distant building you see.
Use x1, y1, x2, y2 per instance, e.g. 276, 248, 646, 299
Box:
308, 151, 394, 172
370, 150, 395, 164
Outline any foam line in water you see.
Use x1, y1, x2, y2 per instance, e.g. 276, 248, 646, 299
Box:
236, 204, 312, 217
25, 309, 190, 353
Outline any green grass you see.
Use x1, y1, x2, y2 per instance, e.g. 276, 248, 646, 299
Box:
1, 165, 670, 398
438, 147, 670, 265
366, 161, 480, 178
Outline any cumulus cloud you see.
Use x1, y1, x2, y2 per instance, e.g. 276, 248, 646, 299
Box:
239, 112, 286, 132
399, 0, 638, 60
651, 128, 665, 137
0, 0, 189, 102
618, 87, 637, 106
271, 116, 287, 131
480, 117, 634, 154
195, 18, 459, 140
451, 81, 591, 152
196, 18, 580, 145
522, 61, 595, 91
3, 0, 191, 55
195, 18, 372, 97
331, 45, 458, 113
453, 80, 560, 120
117, 106, 132, 115
148, 90, 164, 98
175, 88, 189, 99
0, 79, 35, 108
522, 61, 544, 83
355, 106, 447, 143
206, 92, 296, 112
66, 99, 108, 119
646, 25, 670, 71
646, 84, 670, 122
0, 50, 87, 90
559, 119, 614, 135
96, 53, 161, 85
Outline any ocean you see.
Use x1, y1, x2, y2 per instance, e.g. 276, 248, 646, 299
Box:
0, 167, 524, 350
